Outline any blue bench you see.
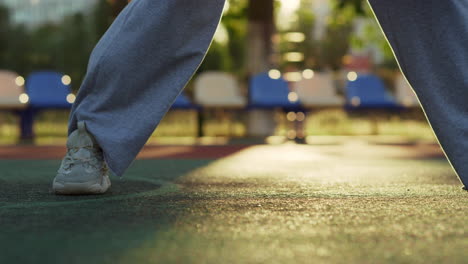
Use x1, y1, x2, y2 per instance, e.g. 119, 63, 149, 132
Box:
345, 74, 400, 110
20, 71, 74, 139
249, 72, 301, 111
345, 73, 402, 134
171, 92, 199, 110
170, 92, 203, 136
248, 72, 304, 141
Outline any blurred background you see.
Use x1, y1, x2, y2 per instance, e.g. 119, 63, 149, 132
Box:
0, 0, 435, 145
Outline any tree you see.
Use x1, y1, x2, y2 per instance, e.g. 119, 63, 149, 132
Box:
278, 0, 316, 70
337, 0, 366, 14
246, 0, 275, 74
278, 0, 353, 70
92, 0, 113, 43
110, 0, 129, 17
319, 3, 355, 70
222, 0, 248, 74
348, 3, 397, 67
60, 13, 93, 88
197, 41, 233, 73
0, 4, 10, 67
29, 23, 62, 71
2, 25, 31, 74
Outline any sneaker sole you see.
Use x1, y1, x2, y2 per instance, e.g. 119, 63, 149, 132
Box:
53, 175, 111, 195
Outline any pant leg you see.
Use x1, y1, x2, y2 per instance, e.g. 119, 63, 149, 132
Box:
69, 0, 226, 177
368, 0, 468, 187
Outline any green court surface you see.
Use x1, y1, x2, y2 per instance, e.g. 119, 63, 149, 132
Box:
0, 143, 467, 264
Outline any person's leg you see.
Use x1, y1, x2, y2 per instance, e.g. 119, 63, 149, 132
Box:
53, 0, 226, 193
368, 0, 467, 188
72, 0, 224, 175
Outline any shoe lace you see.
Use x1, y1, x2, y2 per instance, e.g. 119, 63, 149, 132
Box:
60, 146, 106, 172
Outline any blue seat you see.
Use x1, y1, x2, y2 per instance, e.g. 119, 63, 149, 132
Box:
170, 92, 203, 137
171, 92, 199, 110
19, 71, 73, 140
249, 72, 301, 110
26, 71, 73, 109
345, 74, 400, 110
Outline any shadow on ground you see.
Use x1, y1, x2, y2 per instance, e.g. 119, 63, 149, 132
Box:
0, 180, 161, 204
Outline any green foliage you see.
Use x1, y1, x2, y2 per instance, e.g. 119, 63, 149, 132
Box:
0, 0, 247, 86
1, 25, 30, 73
279, 0, 316, 69
277, 0, 397, 71
59, 14, 94, 89
0, 0, 398, 88
197, 41, 233, 73
337, 0, 366, 14
222, 0, 248, 74
321, 2, 356, 69
92, 0, 114, 43
348, 3, 398, 68
200, 0, 248, 75
278, 0, 354, 70
0, 1, 112, 89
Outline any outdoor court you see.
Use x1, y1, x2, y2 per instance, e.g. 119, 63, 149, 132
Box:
0, 140, 466, 263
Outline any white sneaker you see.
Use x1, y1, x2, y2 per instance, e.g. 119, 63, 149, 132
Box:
53, 121, 111, 195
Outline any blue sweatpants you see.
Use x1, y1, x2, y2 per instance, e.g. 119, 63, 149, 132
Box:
69, 0, 226, 176
69, 0, 467, 188
369, 0, 468, 187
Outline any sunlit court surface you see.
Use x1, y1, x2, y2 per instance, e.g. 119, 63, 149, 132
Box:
0, 140, 466, 263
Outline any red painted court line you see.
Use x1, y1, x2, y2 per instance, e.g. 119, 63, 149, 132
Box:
138, 145, 249, 159
0, 145, 249, 160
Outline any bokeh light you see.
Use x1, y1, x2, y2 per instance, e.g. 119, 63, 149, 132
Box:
61, 75, 71, 85
284, 52, 304, 62
287, 112, 297, 121
15, 76, 25, 86
296, 112, 305, 122
302, 69, 314, 79
18, 93, 29, 104
347, 71, 358, 82
283, 72, 302, 82
287, 130, 297, 139
351, 96, 361, 107
268, 69, 281, 80
288, 92, 299, 103
66, 93, 76, 104
283, 32, 305, 42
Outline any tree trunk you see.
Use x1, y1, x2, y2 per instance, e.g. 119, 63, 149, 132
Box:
247, 0, 275, 75
247, 0, 277, 137
111, 0, 129, 17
